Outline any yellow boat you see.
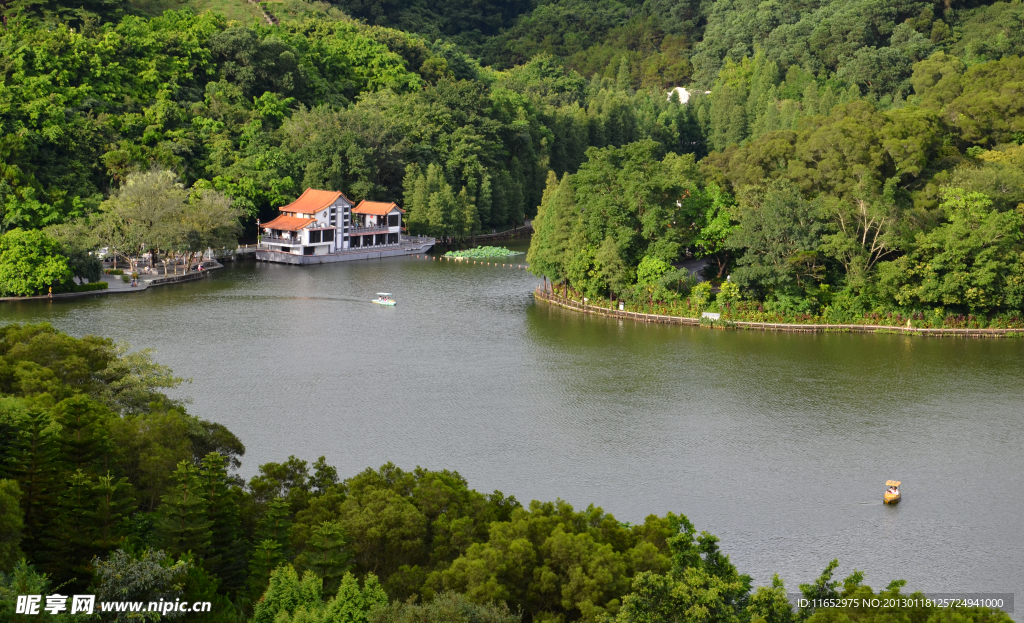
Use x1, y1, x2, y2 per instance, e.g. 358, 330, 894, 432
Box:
884, 480, 901, 504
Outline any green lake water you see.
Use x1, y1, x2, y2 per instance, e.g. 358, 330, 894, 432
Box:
2, 242, 1021, 607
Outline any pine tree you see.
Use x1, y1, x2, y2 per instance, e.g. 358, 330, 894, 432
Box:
247, 496, 292, 597
155, 460, 212, 558
40, 470, 96, 586
247, 539, 285, 599
409, 164, 447, 237
709, 57, 752, 151
3, 409, 61, 562
402, 163, 421, 211
427, 182, 456, 241
0, 479, 23, 572
54, 395, 114, 475
89, 472, 135, 552
199, 452, 247, 593
491, 171, 510, 228
509, 158, 526, 225
476, 174, 492, 230
403, 163, 427, 235
322, 572, 388, 623
456, 187, 479, 242
256, 496, 292, 550
424, 163, 442, 197
528, 170, 559, 280
527, 172, 575, 286
293, 521, 351, 596
616, 56, 632, 92
251, 564, 322, 623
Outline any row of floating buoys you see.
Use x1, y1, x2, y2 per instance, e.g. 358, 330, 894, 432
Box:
413, 254, 527, 269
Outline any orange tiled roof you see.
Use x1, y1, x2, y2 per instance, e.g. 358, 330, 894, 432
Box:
281, 189, 351, 215
352, 200, 405, 216
261, 214, 315, 231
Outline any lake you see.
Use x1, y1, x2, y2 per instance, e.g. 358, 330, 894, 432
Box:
3, 243, 1021, 610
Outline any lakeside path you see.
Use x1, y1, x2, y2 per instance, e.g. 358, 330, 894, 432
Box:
534, 288, 1024, 338
0, 261, 224, 303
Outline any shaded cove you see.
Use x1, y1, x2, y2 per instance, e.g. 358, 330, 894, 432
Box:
4, 248, 1021, 607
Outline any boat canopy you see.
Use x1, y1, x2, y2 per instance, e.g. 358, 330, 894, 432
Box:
885, 480, 901, 487
377, 293, 392, 296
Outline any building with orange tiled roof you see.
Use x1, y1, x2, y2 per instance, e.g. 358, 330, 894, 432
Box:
257, 189, 433, 265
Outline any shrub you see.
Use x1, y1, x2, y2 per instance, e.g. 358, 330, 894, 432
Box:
691, 281, 713, 310
72, 282, 109, 292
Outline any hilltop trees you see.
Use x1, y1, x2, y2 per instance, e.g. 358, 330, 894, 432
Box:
0, 4, 714, 242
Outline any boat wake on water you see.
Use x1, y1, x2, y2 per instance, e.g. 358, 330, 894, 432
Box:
212, 293, 371, 303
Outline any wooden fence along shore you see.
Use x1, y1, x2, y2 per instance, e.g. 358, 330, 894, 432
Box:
533, 288, 1024, 338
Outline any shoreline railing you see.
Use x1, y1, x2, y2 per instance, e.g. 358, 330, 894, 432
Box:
533, 288, 1024, 337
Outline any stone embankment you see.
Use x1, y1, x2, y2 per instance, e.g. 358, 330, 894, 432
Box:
534, 288, 1024, 338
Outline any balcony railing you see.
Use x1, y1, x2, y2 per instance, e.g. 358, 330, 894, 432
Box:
348, 225, 391, 235
262, 235, 302, 245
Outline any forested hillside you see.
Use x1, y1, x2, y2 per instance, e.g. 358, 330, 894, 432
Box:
0, 324, 1013, 623
1, 0, 1023, 312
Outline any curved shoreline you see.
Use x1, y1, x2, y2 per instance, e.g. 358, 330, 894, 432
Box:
533, 288, 1024, 338
0, 263, 223, 303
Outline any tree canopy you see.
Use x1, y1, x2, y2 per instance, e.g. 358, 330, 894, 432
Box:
1, 324, 1009, 623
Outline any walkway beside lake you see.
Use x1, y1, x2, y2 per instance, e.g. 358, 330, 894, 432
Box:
534, 288, 1024, 337
0, 261, 224, 303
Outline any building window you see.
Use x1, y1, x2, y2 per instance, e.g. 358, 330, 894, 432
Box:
387, 233, 398, 244
309, 230, 322, 243
303, 246, 314, 255
323, 229, 335, 242
387, 214, 400, 227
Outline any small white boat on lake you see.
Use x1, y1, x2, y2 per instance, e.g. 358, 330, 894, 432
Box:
373, 293, 396, 306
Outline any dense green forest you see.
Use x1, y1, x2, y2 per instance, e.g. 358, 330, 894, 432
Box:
1, 0, 1023, 311
0, 323, 1013, 623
